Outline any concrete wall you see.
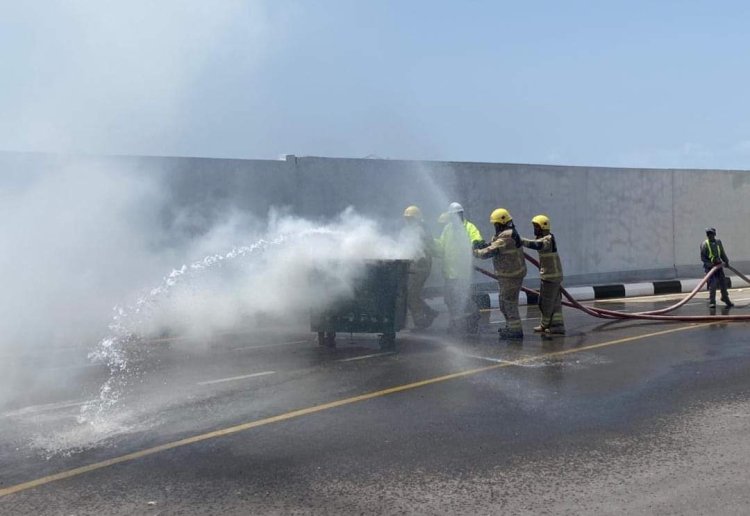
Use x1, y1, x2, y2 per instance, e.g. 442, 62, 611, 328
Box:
673, 169, 750, 277
3, 152, 749, 286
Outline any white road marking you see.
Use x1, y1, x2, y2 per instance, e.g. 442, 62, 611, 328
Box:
336, 352, 397, 362
2, 399, 92, 418
0, 348, 89, 360
197, 371, 276, 386
42, 363, 103, 372
594, 294, 750, 306
228, 339, 311, 352
482, 310, 534, 322
450, 348, 530, 364
457, 353, 509, 363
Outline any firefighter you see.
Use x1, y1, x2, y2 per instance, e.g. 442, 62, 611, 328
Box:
473, 208, 527, 340
700, 228, 734, 309
402, 205, 438, 329
435, 202, 485, 333
522, 214, 565, 335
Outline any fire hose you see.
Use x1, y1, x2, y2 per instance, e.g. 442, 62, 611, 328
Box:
475, 254, 750, 322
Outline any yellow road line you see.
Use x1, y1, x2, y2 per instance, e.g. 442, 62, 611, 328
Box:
0, 323, 710, 499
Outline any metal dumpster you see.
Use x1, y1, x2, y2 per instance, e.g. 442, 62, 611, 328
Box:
310, 259, 409, 350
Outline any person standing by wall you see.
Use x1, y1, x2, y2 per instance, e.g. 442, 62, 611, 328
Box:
700, 227, 734, 309
435, 202, 485, 333
402, 205, 438, 329
473, 208, 527, 340
522, 214, 565, 335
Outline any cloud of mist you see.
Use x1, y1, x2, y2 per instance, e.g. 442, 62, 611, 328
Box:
0, 160, 171, 353
0, 0, 271, 353
0, 2, 453, 420
120, 207, 422, 344
76, 203, 423, 429
0, 154, 426, 413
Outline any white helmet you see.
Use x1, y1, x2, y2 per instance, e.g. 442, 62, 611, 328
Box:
448, 202, 464, 214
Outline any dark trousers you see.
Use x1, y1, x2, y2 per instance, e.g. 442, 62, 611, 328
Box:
498, 277, 524, 332
707, 268, 731, 304
444, 279, 480, 331
539, 280, 564, 329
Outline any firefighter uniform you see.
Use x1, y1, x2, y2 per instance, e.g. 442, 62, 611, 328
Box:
474, 208, 527, 339
403, 206, 438, 328
435, 203, 484, 333
700, 228, 734, 308
522, 215, 565, 335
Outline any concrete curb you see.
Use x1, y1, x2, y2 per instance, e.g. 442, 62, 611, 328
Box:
475, 275, 750, 308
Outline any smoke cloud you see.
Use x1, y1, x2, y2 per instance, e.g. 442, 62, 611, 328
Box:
0, 155, 423, 403
0, 0, 272, 407
137, 208, 419, 341
0, 160, 168, 351
0, 2, 458, 459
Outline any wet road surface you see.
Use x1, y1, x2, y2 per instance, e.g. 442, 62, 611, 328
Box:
3, 288, 750, 514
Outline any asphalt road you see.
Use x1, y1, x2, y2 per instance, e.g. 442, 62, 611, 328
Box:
3, 288, 750, 515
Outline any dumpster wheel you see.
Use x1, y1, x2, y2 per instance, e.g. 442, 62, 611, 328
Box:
379, 332, 397, 351
317, 331, 336, 348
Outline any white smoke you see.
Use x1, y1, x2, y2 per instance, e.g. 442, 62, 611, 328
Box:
0, 2, 447, 421
0, 154, 423, 416
0, 159, 170, 353
0, 0, 274, 408
109, 207, 421, 345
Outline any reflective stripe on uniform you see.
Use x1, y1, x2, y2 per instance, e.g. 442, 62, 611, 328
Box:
492, 228, 527, 278
539, 251, 563, 280
495, 245, 526, 278
705, 239, 723, 262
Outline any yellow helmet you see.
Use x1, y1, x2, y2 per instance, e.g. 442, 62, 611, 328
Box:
403, 205, 423, 219
490, 208, 512, 224
532, 214, 550, 231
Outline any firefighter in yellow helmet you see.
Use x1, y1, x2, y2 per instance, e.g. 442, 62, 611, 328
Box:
402, 205, 438, 328
473, 208, 527, 340
522, 215, 565, 335
435, 202, 485, 333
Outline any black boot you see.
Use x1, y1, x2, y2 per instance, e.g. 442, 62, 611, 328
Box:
498, 328, 524, 340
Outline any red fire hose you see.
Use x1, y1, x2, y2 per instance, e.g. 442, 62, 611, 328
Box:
475, 254, 750, 322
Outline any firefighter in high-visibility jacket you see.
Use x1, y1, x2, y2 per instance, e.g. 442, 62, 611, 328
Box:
700, 227, 734, 309
473, 208, 527, 340
435, 202, 485, 333
522, 215, 565, 335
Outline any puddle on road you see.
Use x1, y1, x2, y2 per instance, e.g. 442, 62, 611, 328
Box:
28, 417, 139, 459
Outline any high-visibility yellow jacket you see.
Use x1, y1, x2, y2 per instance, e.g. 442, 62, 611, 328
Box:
436, 220, 483, 280
700, 238, 728, 271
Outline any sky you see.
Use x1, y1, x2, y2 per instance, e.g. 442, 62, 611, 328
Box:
2, 0, 750, 169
